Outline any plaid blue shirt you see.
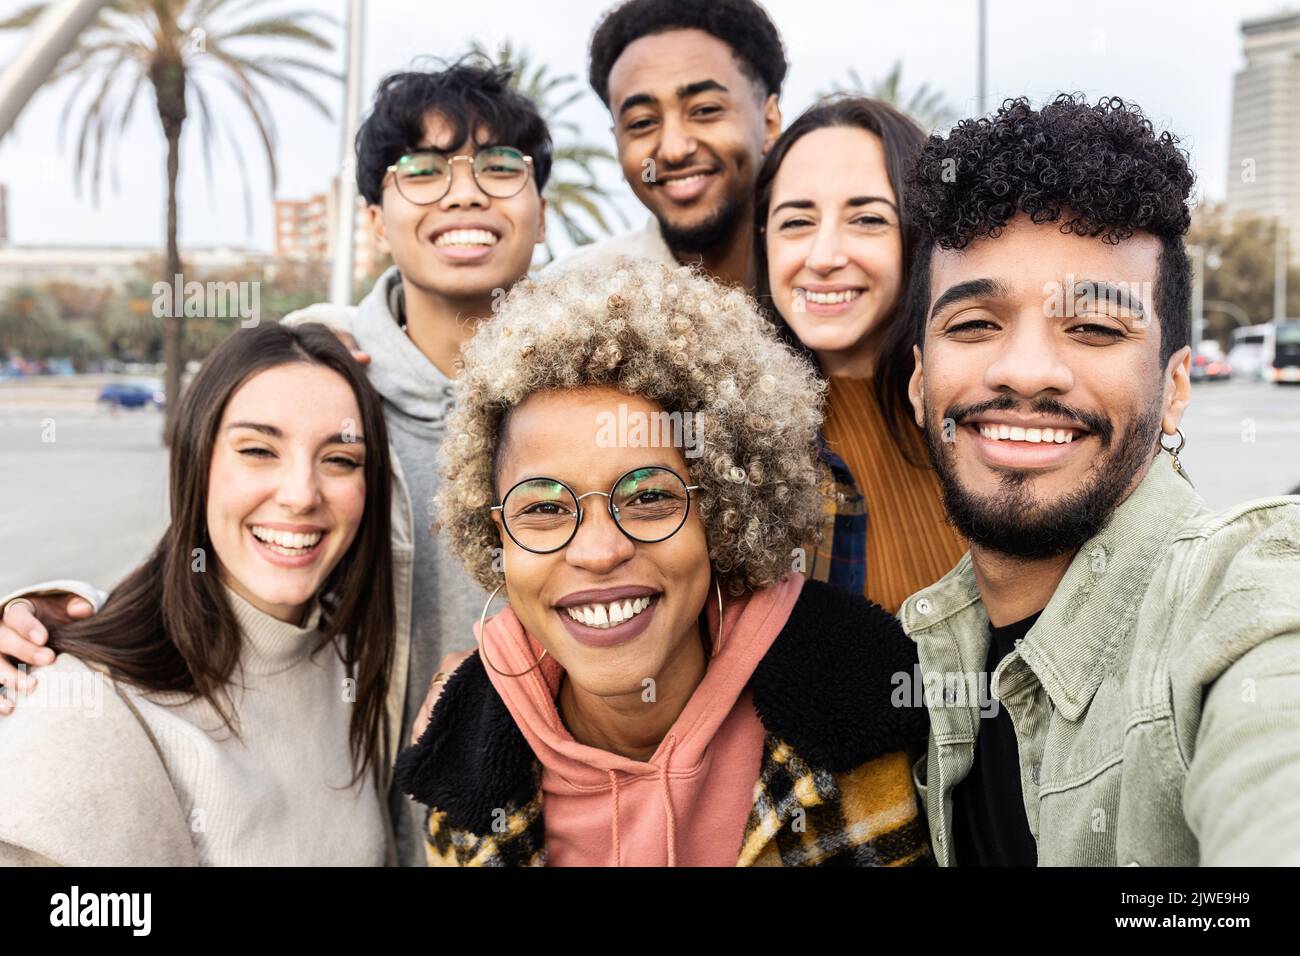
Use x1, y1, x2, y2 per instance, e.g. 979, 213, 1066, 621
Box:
806, 434, 868, 596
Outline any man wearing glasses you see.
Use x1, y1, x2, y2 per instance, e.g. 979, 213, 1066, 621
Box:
0, 59, 552, 867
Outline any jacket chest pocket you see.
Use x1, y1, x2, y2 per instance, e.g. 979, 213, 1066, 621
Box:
1036, 758, 1123, 865
1033, 684, 1129, 865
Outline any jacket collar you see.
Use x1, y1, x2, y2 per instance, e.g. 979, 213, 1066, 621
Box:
396, 578, 927, 831
901, 455, 1204, 721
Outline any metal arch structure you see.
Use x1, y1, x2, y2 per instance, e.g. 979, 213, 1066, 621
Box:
0, 0, 111, 142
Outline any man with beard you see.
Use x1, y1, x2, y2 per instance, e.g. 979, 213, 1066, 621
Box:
552, 0, 784, 286
900, 95, 1300, 866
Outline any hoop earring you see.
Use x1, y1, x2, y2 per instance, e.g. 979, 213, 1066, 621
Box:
478, 583, 548, 678
711, 577, 726, 659
1160, 427, 1188, 476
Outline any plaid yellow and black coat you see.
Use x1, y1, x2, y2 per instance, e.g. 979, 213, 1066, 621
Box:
396, 579, 932, 867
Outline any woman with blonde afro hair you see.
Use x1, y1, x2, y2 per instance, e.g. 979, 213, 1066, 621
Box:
396, 258, 930, 868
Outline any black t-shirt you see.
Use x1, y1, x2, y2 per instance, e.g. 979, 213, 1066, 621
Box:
951, 611, 1042, 866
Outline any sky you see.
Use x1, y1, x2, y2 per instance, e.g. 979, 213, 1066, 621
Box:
0, 0, 1295, 256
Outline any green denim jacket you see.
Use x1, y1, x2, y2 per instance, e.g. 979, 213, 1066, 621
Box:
899, 455, 1300, 866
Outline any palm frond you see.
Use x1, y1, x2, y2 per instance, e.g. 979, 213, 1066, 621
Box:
216, 14, 334, 49
189, 80, 220, 198
0, 2, 47, 30
70, 50, 133, 200
210, 48, 333, 116
212, 62, 280, 192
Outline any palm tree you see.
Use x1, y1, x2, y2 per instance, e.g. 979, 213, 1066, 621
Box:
470, 40, 627, 261
818, 61, 957, 133
0, 0, 338, 437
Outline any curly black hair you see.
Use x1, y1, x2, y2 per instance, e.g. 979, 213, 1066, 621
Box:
588, 0, 786, 108
904, 94, 1195, 362
354, 58, 553, 206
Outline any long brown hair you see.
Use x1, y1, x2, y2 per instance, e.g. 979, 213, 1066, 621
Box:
753, 95, 928, 463
49, 322, 395, 786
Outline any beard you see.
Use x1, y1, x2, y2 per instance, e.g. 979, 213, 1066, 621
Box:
921, 393, 1164, 559
657, 191, 746, 256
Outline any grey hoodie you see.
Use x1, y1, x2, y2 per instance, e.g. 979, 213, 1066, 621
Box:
284, 267, 488, 865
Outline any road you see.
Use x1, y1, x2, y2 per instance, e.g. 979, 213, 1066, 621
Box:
0, 379, 1297, 597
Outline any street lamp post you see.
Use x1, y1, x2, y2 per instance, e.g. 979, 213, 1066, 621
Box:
1273, 220, 1287, 326
330, 0, 365, 306
1188, 244, 1223, 356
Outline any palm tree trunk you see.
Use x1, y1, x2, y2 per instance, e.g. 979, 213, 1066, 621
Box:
161, 120, 182, 441
152, 57, 187, 444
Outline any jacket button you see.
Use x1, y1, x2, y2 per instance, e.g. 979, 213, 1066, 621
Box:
915, 598, 934, 615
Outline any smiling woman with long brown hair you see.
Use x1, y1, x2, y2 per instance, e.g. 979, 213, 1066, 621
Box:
754, 96, 966, 614
0, 322, 398, 866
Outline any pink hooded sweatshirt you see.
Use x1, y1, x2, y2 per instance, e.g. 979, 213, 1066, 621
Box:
479, 573, 805, 867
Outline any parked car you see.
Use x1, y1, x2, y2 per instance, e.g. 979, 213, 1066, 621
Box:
98, 379, 165, 409
1190, 342, 1231, 382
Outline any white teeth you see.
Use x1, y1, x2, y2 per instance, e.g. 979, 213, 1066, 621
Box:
665, 173, 708, 185
434, 228, 498, 247
251, 525, 322, 552
798, 288, 863, 305
977, 425, 1078, 444
564, 596, 653, 629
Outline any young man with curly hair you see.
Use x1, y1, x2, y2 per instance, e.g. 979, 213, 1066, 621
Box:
900, 94, 1300, 865
553, 0, 784, 287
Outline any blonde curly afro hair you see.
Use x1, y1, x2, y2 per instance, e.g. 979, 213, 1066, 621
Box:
437, 257, 828, 595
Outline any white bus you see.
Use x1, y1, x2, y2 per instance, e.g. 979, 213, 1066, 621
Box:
1228, 324, 1275, 382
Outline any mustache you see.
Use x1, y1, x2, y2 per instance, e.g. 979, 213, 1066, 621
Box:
944, 395, 1114, 446
652, 153, 722, 180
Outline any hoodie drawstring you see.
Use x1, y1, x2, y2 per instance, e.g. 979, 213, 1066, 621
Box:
607, 769, 622, 867
658, 734, 678, 867
606, 733, 679, 867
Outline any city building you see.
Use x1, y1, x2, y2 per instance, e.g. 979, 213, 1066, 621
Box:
0, 243, 269, 288
274, 176, 378, 282
1225, 11, 1300, 261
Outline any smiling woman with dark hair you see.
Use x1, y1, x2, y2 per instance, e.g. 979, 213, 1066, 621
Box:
0, 323, 398, 866
752, 96, 967, 614
396, 258, 930, 867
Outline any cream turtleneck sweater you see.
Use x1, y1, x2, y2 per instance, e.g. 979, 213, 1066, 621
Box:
0, 587, 388, 866
122, 587, 389, 865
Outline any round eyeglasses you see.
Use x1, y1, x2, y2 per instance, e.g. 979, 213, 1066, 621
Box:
384, 146, 533, 205
491, 466, 701, 555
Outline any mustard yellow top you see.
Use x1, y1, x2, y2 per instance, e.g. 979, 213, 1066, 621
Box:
820, 376, 967, 614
